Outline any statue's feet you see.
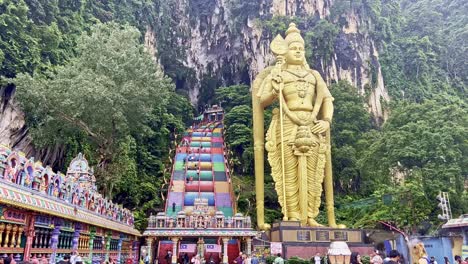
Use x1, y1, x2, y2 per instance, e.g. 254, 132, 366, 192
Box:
329, 223, 347, 229
307, 218, 324, 227
259, 223, 271, 230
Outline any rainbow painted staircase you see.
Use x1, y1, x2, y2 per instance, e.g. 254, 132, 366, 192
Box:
143, 106, 257, 264
167, 123, 233, 218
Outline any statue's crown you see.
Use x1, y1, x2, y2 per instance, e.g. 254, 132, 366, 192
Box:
285, 23, 304, 45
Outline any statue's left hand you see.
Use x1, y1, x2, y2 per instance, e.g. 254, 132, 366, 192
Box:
311, 120, 330, 134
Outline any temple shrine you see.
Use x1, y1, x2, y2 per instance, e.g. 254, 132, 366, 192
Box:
0, 146, 140, 263
143, 105, 258, 264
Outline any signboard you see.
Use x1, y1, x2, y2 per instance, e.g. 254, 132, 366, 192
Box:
180, 244, 197, 253
270, 242, 282, 255
316, 231, 330, 242
333, 231, 348, 241
205, 244, 222, 253
297, 230, 311, 241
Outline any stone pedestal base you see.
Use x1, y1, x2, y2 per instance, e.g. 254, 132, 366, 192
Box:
269, 221, 374, 259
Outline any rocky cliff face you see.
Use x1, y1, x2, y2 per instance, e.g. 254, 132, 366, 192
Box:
0, 0, 389, 156
147, 0, 389, 121
0, 86, 65, 169
0, 86, 31, 152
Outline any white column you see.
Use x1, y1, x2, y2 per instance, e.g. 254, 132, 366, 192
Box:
146, 237, 153, 264
246, 238, 252, 256
171, 237, 179, 264
222, 237, 229, 264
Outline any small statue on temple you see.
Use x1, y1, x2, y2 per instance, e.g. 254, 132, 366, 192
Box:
53, 183, 59, 197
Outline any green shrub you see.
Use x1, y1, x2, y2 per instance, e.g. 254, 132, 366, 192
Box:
286, 257, 310, 264
361, 255, 370, 264
266, 256, 276, 264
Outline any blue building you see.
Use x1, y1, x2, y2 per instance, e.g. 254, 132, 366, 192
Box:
441, 214, 468, 260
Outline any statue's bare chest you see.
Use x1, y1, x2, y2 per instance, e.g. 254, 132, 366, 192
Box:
281, 70, 316, 99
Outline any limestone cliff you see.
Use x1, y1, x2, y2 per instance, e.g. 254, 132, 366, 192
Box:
146, 0, 389, 121
0, 0, 389, 157
0, 86, 65, 169
0, 86, 30, 152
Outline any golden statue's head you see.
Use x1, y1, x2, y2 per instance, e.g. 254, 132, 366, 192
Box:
412, 242, 428, 259
284, 23, 306, 66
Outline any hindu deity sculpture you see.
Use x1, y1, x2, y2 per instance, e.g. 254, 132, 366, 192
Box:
412, 242, 429, 264
53, 183, 59, 197
24, 170, 31, 187
4, 158, 18, 182
39, 178, 47, 193
253, 23, 340, 229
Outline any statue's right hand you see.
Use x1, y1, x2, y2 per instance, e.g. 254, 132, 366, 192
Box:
272, 75, 282, 93
272, 75, 283, 84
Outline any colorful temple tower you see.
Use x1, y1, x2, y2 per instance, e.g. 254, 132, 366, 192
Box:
0, 147, 140, 263
143, 105, 257, 264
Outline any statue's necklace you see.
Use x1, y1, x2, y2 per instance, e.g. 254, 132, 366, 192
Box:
285, 70, 309, 102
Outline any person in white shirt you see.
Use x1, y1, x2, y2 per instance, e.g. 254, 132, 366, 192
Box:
314, 253, 321, 264
70, 251, 77, 264
370, 250, 383, 264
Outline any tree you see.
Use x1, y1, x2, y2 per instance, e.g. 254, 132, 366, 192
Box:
13, 22, 174, 197
357, 95, 468, 230
0, 0, 41, 78
330, 81, 374, 194
215, 85, 254, 174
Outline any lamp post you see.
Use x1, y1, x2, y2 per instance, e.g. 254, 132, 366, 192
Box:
327, 241, 351, 264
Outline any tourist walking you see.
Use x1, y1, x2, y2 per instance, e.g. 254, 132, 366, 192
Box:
244, 255, 251, 264
234, 253, 243, 264
350, 252, 363, 264
183, 253, 189, 264
58, 255, 71, 264
208, 255, 215, 264
70, 252, 78, 264
251, 255, 259, 264
273, 254, 284, 264
314, 253, 321, 264
430, 257, 438, 264
194, 255, 201, 264
371, 250, 383, 264
454, 256, 467, 264
165, 251, 172, 264
386, 250, 400, 264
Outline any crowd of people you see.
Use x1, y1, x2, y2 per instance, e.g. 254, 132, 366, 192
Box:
233, 252, 261, 264
13, 250, 463, 264
0, 251, 120, 264
141, 251, 468, 264
307, 249, 468, 264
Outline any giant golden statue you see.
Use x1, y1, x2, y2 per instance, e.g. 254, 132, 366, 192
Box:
252, 23, 338, 230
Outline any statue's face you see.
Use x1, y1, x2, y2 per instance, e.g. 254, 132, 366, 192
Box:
286, 42, 305, 65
